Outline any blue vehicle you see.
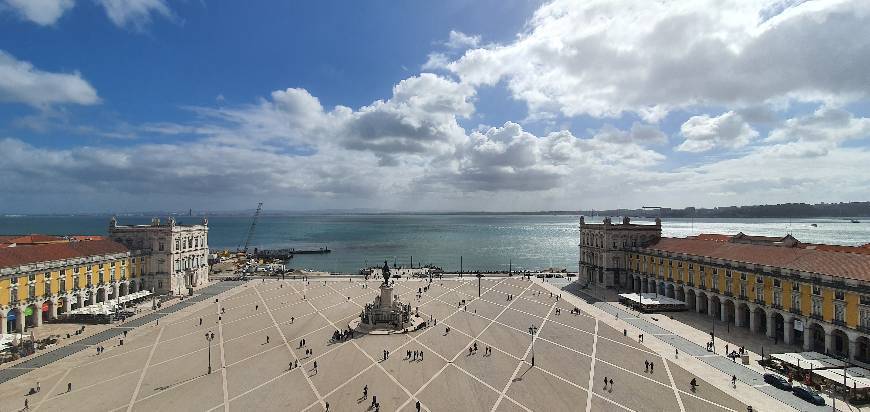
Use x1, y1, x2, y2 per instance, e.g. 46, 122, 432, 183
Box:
763, 373, 791, 390
792, 386, 825, 406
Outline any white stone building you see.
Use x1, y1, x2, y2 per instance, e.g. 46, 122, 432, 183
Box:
578, 216, 662, 288
109, 216, 209, 295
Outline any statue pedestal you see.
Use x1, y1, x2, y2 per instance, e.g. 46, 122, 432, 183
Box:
379, 284, 393, 308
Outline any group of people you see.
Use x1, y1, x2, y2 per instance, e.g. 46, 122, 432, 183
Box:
406, 349, 424, 361
332, 328, 353, 342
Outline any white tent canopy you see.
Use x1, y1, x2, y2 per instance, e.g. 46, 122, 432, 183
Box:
813, 367, 870, 390
771, 352, 848, 370
67, 290, 153, 316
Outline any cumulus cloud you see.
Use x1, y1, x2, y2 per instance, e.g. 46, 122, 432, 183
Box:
2, 0, 73, 25
97, 0, 173, 29
445, 30, 481, 49
768, 107, 870, 143
446, 0, 870, 121
676, 111, 758, 152
0, 50, 99, 107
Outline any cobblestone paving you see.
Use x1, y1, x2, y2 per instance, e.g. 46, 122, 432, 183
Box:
0, 278, 749, 412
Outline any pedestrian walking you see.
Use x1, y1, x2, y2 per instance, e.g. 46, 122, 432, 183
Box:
199, 317, 203, 326
609, 378, 613, 390
325, 401, 329, 411
416, 400, 421, 411
256, 305, 259, 311
732, 375, 737, 388
420, 351, 423, 361
676, 348, 679, 359
266, 335, 270, 344
645, 360, 649, 372
363, 385, 368, 399
24, 398, 28, 410
36, 381, 40, 392
650, 361, 654, 373
67, 382, 72, 393
313, 360, 318, 371
604, 376, 608, 389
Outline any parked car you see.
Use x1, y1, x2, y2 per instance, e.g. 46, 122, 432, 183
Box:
792, 386, 825, 406
763, 373, 791, 390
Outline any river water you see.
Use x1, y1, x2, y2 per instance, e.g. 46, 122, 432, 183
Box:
1, 215, 867, 273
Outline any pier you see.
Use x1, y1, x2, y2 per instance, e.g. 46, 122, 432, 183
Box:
256, 246, 331, 259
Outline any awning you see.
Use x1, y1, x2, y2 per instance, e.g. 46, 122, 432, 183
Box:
813, 367, 870, 390
771, 352, 848, 370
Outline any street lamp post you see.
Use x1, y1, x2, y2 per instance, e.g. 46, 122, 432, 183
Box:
205, 331, 215, 374
477, 272, 483, 297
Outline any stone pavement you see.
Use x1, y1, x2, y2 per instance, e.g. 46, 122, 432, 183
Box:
547, 279, 845, 412
0, 277, 749, 412
0, 281, 242, 385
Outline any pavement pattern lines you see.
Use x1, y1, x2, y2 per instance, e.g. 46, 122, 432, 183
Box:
1, 278, 747, 412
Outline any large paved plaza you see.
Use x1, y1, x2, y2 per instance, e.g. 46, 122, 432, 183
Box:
0, 277, 748, 411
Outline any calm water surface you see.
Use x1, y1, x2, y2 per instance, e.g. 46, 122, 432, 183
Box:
1, 215, 867, 273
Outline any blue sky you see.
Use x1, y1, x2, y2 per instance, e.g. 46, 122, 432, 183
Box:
1, 0, 869, 213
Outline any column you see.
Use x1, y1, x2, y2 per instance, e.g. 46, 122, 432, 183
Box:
735, 306, 745, 327
0, 314, 6, 334
34, 306, 42, 327
88, 290, 96, 305
720, 300, 728, 323
803, 323, 813, 351
824, 330, 834, 355
749, 306, 758, 333
113, 283, 120, 300
77, 293, 84, 308
16, 307, 25, 332
696, 295, 704, 313
63, 297, 71, 314
849, 336, 859, 362
766, 311, 776, 338
49, 299, 58, 320
783, 315, 794, 345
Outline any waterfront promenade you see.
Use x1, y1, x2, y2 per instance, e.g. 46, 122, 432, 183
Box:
0, 277, 747, 411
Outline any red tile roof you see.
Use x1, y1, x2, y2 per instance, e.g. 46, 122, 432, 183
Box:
692, 234, 733, 242
645, 238, 870, 282
0, 240, 129, 270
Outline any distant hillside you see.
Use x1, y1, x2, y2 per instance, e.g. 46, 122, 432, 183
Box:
584, 202, 870, 219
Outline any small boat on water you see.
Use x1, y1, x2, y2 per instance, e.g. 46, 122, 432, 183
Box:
810, 223, 818, 227
851, 219, 860, 223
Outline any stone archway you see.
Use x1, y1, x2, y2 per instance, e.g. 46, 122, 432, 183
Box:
40, 300, 52, 323
58, 296, 69, 316
130, 279, 139, 293
25, 304, 39, 328
96, 287, 107, 303
752, 307, 767, 334
807, 323, 825, 352
6, 308, 21, 333
831, 329, 850, 358
686, 289, 697, 310
722, 299, 736, 324
658, 281, 667, 295
772, 312, 785, 341
665, 283, 676, 299
676, 286, 685, 302
737, 302, 751, 328
120, 282, 129, 297
709, 295, 721, 319
697, 292, 709, 314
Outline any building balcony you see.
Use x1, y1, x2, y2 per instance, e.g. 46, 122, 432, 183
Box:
832, 319, 847, 327
858, 325, 870, 334
687, 282, 694, 287
771, 303, 783, 310
698, 285, 707, 290
789, 307, 802, 315
755, 299, 765, 305
711, 288, 720, 293
676, 279, 683, 285
724, 291, 733, 297
738, 294, 748, 301
811, 313, 824, 321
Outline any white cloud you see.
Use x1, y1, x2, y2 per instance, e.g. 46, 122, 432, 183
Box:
422, 53, 450, 71
0, 50, 99, 107
446, 0, 870, 121
97, 0, 172, 29
768, 107, 870, 143
2, 0, 73, 25
676, 111, 758, 152
445, 30, 481, 49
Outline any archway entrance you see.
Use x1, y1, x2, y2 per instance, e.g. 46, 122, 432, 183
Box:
722, 299, 735, 324
58, 297, 69, 316
737, 303, 750, 328
856, 336, 870, 364
40, 300, 52, 323
6, 308, 21, 333
96, 287, 106, 303
676, 286, 685, 302
666, 283, 675, 299
772, 312, 785, 341
686, 289, 697, 310
709, 295, 721, 319
697, 292, 709, 314
831, 329, 849, 358
25, 304, 39, 328
753, 308, 767, 334
808, 323, 825, 352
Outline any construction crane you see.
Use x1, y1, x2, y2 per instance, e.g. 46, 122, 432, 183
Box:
241, 202, 263, 255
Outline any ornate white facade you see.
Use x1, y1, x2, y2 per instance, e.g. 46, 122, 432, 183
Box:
109, 217, 209, 295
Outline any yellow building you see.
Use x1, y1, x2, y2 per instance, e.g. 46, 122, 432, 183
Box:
0, 237, 141, 333
581, 220, 870, 365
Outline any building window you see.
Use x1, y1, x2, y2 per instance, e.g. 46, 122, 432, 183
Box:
87, 274, 93, 288
773, 279, 781, 287
834, 303, 845, 323
28, 274, 35, 282
755, 285, 764, 301
121, 267, 126, 279
812, 298, 823, 317
773, 290, 782, 307
739, 283, 747, 298
740, 272, 747, 280
87, 265, 92, 271
45, 272, 52, 295
700, 274, 706, 288
10, 286, 18, 304
725, 270, 732, 278
756, 275, 764, 284
59, 277, 66, 292
861, 308, 870, 329
159, 242, 165, 252
792, 293, 801, 311
712, 274, 719, 290
726, 282, 732, 294
99, 263, 104, 270
158, 280, 163, 289
861, 295, 870, 305
835, 290, 845, 300
29, 283, 36, 299
812, 285, 821, 295
74, 266, 80, 274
